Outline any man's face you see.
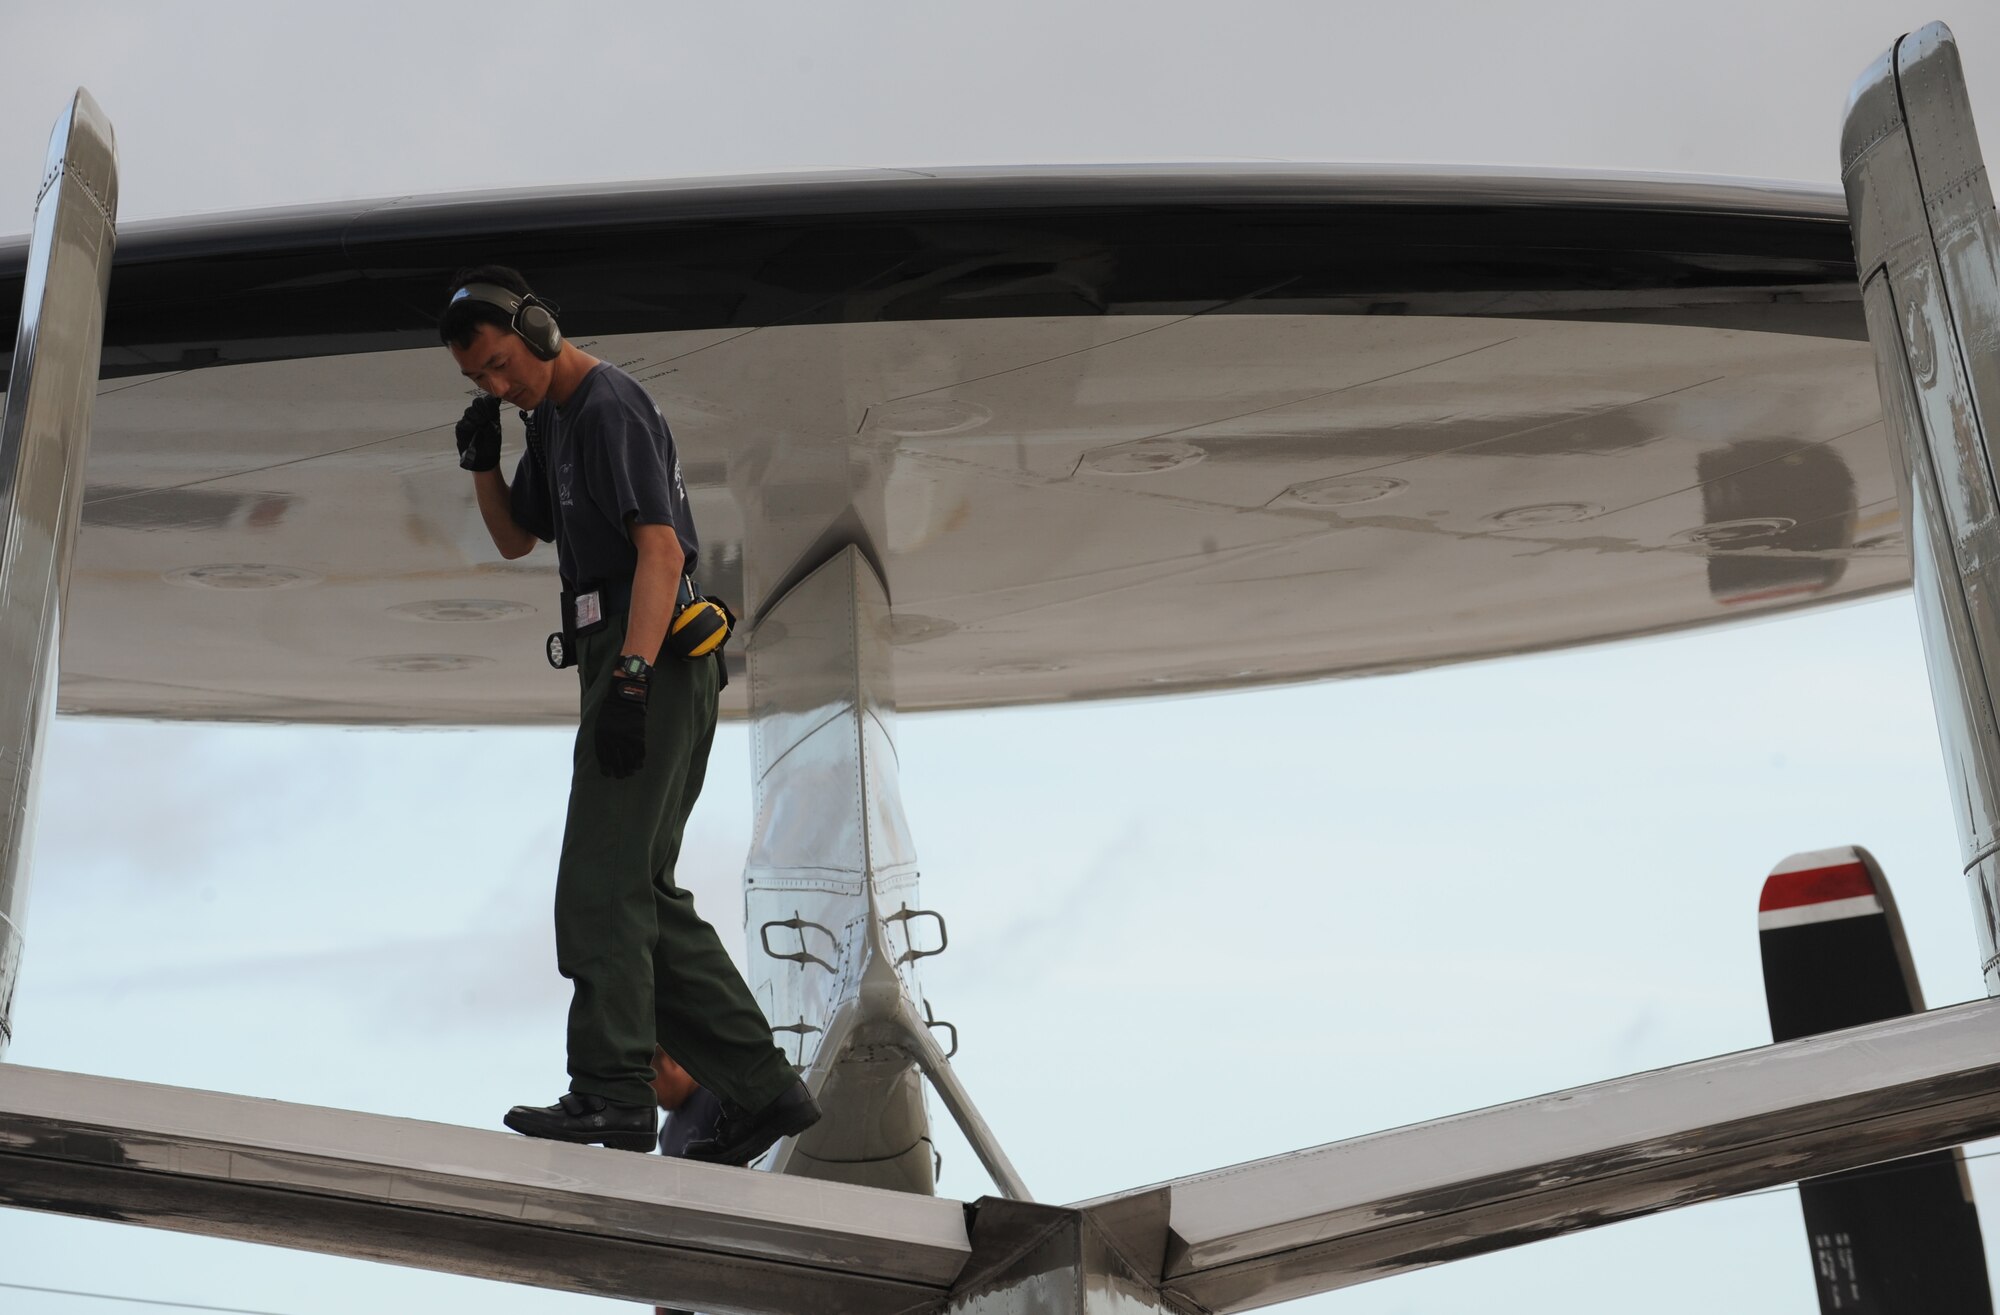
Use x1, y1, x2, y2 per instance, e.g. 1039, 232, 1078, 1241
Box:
449, 322, 552, 410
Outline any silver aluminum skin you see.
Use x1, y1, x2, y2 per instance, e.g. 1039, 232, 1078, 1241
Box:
1087, 995, 2000, 1312
12, 998, 2000, 1311
1842, 22, 2000, 990
745, 546, 1029, 1200
0, 164, 1887, 726
0, 89, 117, 1055
0, 1063, 972, 1314
943, 1198, 1187, 1315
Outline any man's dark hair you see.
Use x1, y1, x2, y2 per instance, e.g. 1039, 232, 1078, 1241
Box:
439, 265, 535, 350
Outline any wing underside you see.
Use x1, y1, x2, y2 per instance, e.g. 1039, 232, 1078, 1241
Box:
0, 166, 1898, 724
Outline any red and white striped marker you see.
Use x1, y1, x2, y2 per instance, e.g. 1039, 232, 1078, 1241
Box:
1759, 846, 1884, 931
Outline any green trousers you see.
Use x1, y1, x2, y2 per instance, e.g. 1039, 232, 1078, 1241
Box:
556, 620, 794, 1112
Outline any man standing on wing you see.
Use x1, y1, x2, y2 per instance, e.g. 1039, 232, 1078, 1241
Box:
441, 265, 818, 1164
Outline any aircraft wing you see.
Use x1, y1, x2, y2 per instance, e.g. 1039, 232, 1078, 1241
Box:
15, 997, 2000, 1314
1070, 996, 2000, 1313
0, 164, 1896, 725
0, 1064, 971, 1315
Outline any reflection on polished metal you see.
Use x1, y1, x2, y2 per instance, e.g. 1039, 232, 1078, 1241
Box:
49, 313, 1895, 725
1082, 996, 2000, 1313
0, 1064, 972, 1314
744, 547, 1029, 1200
0, 90, 117, 1056
1841, 23, 2000, 989
942, 1199, 1183, 1315
15, 1001, 2000, 1313
0, 167, 1894, 724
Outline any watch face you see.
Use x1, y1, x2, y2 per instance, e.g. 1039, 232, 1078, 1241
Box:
618, 655, 650, 678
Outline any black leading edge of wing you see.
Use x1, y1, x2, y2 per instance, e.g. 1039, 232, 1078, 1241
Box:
0, 166, 1864, 381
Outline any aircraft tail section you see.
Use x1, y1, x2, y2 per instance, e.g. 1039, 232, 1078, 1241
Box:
1760, 846, 1993, 1315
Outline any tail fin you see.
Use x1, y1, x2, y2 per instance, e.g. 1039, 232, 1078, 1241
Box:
1760, 846, 1992, 1314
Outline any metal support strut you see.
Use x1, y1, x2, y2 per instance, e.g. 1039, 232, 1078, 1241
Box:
0, 90, 119, 1055
1843, 23, 2000, 990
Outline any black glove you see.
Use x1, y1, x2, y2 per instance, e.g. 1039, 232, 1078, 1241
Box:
456, 394, 502, 472
596, 665, 649, 778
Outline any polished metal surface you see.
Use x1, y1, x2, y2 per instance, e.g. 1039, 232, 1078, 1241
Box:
895, 990, 1031, 1203
1842, 23, 2000, 989
1075, 996, 2000, 1312
41, 310, 1893, 724
746, 546, 931, 1193
943, 1199, 1186, 1315
0, 1063, 972, 1314
0, 163, 1896, 724
17, 997, 2000, 1314
745, 547, 1028, 1200
0, 90, 116, 1055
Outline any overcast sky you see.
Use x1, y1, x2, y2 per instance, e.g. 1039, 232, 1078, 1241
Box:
4, 3, 2000, 1314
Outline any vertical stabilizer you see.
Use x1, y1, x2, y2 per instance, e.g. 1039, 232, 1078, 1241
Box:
0, 90, 118, 1055
1841, 24, 2000, 991
1759, 846, 1993, 1314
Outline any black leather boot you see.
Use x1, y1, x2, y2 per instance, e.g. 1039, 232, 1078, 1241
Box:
681, 1078, 822, 1167
503, 1092, 657, 1152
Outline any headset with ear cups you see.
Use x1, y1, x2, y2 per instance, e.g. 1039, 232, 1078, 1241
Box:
449, 281, 564, 361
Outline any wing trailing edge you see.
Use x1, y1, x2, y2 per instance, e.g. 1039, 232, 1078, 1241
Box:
16, 996, 2000, 1314
1076, 995, 2000, 1312
0, 1064, 970, 1313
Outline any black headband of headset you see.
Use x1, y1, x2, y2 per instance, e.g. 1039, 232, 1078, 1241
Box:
449, 282, 563, 359
450, 281, 528, 317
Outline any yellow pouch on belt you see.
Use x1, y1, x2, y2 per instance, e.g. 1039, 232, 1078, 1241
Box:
669, 597, 731, 659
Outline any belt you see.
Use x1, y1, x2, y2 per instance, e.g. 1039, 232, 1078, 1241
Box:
547, 580, 630, 670
545, 577, 727, 681
568, 578, 633, 617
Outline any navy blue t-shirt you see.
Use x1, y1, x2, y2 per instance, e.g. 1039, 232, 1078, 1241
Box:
509, 362, 698, 589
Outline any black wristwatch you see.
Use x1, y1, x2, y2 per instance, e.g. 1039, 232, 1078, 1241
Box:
615, 654, 653, 682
